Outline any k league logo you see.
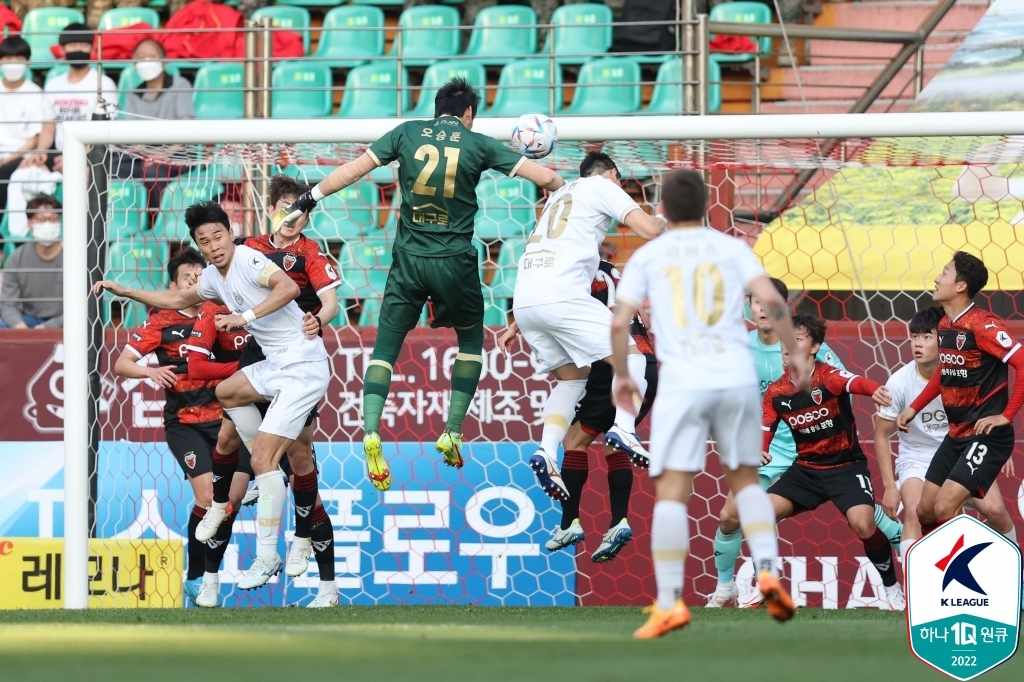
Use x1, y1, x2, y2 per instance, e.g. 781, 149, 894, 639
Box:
906, 515, 1021, 680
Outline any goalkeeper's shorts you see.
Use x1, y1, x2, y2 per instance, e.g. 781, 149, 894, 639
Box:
378, 248, 483, 333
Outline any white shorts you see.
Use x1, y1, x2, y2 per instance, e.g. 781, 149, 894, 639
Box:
649, 386, 762, 476
242, 356, 330, 440
896, 458, 931, 491
515, 298, 626, 374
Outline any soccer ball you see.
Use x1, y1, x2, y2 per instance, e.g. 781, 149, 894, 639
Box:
511, 113, 558, 159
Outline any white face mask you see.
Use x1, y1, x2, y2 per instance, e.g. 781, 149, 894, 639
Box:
1, 62, 27, 83
134, 60, 164, 83
32, 221, 62, 246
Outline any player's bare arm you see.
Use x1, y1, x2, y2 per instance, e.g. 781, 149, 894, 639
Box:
873, 414, 900, 519
215, 270, 300, 332
896, 406, 918, 432
515, 159, 565, 191
748, 275, 810, 390
113, 347, 177, 388
975, 413, 1011, 434
621, 207, 666, 241
872, 386, 893, 408
610, 301, 641, 415
301, 288, 339, 339
497, 318, 520, 356
92, 280, 203, 311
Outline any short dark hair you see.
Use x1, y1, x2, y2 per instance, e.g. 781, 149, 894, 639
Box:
909, 306, 944, 335
184, 201, 232, 241
434, 77, 480, 118
0, 36, 31, 60
269, 174, 310, 207
580, 152, 618, 178
792, 314, 827, 347
769, 277, 789, 301
167, 247, 206, 282
661, 170, 706, 223
26, 195, 62, 214
132, 38, 166, 58
952, 251, 988, 299
59, 23, 95, 47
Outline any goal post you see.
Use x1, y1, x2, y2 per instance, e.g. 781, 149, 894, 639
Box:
61, 111, 1024, 609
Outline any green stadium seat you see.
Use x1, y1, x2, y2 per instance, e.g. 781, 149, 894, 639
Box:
388, 6, 460, 67
644, 57, 721, 114
23, 8, 84, 65
271, 61, 333, 118
474, 171, 537, 241
489, 237, 526, 297
464, 6, 538, 65
338, 62, 410, 118
563, 57, 641, 115
98, 7, 160, 30
152, 179, 224, 242
543, 3, 613, 66
407, 59, 487, 118
117, 63, 181, 111
349, 0, 404, 6
107, 180, 149, 238
342, 238, 392, 299
709, 2, 772, 63
273, 0, 340, 7
104, 239, 170, 326
192, 63, 244, 119
312, 6, 385, 69
358, 297, 383, 326
488, 58, 562, 117
309, 181, 381, 242
251, 6, 311, 54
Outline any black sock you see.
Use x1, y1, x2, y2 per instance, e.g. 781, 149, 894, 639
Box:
606, 450, 633, 528
204, 512, 236, 574
187, 506, 205, 580
292, 470, 319, 540
310, 505, 335, 581
211, 447, 239, 505
559, 449, 589, 530
863, 527, 897, 587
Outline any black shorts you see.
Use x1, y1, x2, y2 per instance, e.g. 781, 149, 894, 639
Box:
165, 421, 254, 480
767, 458, 876, 517
573, 356, 658, 435
924, 427, 1014, 498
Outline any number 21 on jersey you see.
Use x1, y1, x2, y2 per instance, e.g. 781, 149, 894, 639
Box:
664, 263, 725, 327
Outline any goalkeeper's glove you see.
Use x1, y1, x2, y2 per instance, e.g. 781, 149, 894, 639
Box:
277, 186, 324, 230
292, 189, 319, 214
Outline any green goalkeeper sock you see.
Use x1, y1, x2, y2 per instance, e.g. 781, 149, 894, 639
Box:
446, 322, 484, 433
874, 503, 903, 547
363, 327, 407, 435
714, 527, 743, 585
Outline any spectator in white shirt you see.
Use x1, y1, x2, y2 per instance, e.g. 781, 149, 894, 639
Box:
0, 36, 45, 218
23, 23, 117, 176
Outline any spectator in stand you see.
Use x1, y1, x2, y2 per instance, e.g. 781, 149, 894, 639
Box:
22, 23, 117, 175
0, 36, 45, 218
0, 195, 64, 329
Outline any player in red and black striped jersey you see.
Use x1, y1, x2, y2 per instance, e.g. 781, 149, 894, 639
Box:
762, 315, 905, 609
112, 249, 253, 606
898, 252, 1024, 541
204, 176, 341, 608
499, 260, 658, 563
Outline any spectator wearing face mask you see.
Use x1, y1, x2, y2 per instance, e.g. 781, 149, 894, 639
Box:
23, 23, 117, 175
0, 36, 45, 218
0, 195, 64, 329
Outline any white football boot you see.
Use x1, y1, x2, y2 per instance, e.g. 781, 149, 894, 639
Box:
529, 448, 570, 501
308, 588, 340, 609
286, 537, 313, 577
605, 426, 651, 469
545, 519, 585, 552
238, 554, 283, 590
196, 576, 220, 608
705, 582, 739, 608
591, 519, 634, 563
195, 503, 230, 543
885, 582, 906, 611
241, 482, 260, 507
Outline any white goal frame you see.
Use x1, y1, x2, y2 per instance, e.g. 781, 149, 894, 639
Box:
62, 110, 1024, 608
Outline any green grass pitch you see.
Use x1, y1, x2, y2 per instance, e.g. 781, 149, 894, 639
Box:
0, 607, 1019, 681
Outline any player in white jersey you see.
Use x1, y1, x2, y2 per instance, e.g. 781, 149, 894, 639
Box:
93, 201, 331, 590
610, 171, 810, 638
874, 306, 1017, 568
506, 152, 665, 502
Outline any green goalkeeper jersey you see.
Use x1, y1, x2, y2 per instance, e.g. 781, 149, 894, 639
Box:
368, 116, 526, 258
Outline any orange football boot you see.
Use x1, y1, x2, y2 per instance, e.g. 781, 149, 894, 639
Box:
633, 599, 692, 639
758, 571, 796, 622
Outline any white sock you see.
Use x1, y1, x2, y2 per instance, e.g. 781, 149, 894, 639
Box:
203, 571, 219, 584
319, 579, 337, 594
541, 379, 587, 455
255, 471, 285, 561
735, 484, 778, 576
613, 353, 649, 431
651, 500, 688, 610
899, 539, 915, 566
225, 404, 263, 451
1003, 525, 1018, 546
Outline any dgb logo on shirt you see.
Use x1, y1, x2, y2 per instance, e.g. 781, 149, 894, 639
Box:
907, 515, 1021, 680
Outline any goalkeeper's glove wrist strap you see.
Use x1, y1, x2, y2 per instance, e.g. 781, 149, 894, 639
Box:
311, 185, 326, 202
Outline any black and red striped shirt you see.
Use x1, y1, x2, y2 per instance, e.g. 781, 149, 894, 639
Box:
591, 260, 654, 355
126, 309, 221, 426
243, 233, 341, 316
185, 301, 251, 381
762, 362, 880, 469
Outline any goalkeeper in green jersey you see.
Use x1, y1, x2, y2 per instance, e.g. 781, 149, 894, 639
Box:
706, 277, 903, 608
281, 79, 564, 491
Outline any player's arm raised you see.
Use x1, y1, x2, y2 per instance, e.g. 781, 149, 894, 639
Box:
280, 152, 378, 226
748, 275, 810, 390
92, 280, 203, 312
215, 270, 300, 332
514, 159, 565, 192
621, 207, 666, 241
